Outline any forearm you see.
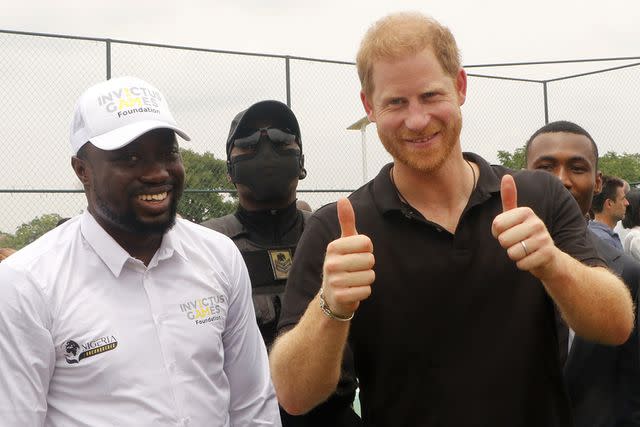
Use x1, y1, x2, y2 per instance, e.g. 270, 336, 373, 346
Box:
540, 250, 634, 344
269, 294, 349, 415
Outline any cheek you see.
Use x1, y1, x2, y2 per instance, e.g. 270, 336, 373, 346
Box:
172, 163, 186, 181
375, 111, 405, 134
434, 103, 461, 124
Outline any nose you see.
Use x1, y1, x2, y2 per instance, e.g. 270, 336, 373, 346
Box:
140, 158, 170, 183
404, 102, 430, 132
557, 167, 571, 189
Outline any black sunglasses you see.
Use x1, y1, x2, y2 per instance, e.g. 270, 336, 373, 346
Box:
234, 127, 297, 148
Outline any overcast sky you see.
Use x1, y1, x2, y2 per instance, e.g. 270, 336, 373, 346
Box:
3, 0, 639, 65
2, 0, 640, 234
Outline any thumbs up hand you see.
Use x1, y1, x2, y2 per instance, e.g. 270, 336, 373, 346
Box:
320, 198, 375, 319
491, 175, 559, 280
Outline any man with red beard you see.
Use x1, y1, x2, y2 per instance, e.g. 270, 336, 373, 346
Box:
269, 12, 634, 427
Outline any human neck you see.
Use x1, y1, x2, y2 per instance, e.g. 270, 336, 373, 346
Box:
594, 212, 616, 229
110, 229, 163, 266
240, 194, 296, 211
90, 210, 165, 266
235, 201, 300, 245
392, 153, 477, 232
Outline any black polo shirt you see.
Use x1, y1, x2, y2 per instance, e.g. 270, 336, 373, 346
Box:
279, 152, 603, 427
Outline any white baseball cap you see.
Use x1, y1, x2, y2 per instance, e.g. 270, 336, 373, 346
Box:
69, 76, 190, 154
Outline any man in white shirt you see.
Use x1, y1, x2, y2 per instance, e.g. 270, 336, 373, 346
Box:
0, 76, 281, 427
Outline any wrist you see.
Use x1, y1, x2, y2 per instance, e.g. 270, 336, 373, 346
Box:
319, 290, 354, 322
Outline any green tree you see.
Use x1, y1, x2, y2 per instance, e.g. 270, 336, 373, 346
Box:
598, 152, 640, 184
3, 213, 62, 250
178, 148, 237, 223
497, 146, 526, 170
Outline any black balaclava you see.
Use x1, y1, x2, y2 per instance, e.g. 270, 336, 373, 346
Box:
228, 134, 302, 202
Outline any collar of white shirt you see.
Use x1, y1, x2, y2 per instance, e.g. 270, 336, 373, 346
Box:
79, 211, 188, 277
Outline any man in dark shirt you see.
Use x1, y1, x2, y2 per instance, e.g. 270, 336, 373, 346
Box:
269, 12, 634, 427
201, 100, 360, 427
526, 120, 640, 427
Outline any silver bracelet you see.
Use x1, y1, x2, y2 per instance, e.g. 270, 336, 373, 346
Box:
319, 290, 354, 322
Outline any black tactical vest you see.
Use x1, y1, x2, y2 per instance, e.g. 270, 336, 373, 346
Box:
201, 211, 310, 348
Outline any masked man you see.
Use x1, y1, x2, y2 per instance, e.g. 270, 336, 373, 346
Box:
202, 100, 361, 427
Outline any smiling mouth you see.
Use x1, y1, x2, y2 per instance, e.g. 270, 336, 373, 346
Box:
406, 132, 439, 144
137, 192, 168, 202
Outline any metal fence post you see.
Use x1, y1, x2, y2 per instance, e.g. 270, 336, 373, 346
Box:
542, 81, 549, 125
285, 56, 291, 107
106, 39, 111, 80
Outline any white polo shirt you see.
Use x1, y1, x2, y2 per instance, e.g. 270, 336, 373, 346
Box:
0, 212, 281, 427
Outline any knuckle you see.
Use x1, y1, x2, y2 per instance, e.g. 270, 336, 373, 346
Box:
323, 257, 341, 274
367, 253, 376, 267
326, 240, 340, 253
367, 270, 376, 283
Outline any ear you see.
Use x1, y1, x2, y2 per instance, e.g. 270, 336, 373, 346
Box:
298, 153, 307, 180
226, 160, 233, 178
71, 156, 91, 187
593, 170, 603, 195
361, 91, 376, 123
455, 68, 467, 106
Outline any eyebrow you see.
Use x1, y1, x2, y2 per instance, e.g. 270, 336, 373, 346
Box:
533, 155, 593, 165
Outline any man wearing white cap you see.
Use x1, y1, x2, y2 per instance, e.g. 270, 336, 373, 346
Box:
0, 76, 281, 426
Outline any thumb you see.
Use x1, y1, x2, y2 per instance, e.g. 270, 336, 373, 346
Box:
501, 174, 518, 212
337, 198, 357, 237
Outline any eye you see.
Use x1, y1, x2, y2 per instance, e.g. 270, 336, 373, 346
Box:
167, 147, 181, 159
388, 98, 405, 106
570, 163, 590, 173
535, 164, 553, 171
116, 153, 139, 164
421, 92, 437, 101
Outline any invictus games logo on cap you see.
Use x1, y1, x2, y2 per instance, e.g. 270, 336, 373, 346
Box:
97, 85, 162, 117
62, 335, 118, 364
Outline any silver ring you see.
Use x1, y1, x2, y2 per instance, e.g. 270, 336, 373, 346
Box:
520, 241, 529, 256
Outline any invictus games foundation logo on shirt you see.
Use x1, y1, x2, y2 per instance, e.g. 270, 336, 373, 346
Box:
179, 295, 226, 325
62, 335, 118, 364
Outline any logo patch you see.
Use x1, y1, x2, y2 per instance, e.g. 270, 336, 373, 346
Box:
63, 335, 118, 364
179, 295, 225, 325
96, 85, 163, 116
268, 249, 293, 280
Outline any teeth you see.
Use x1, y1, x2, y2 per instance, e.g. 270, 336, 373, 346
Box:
138, 192, 168, 201
408, 133, 436, 143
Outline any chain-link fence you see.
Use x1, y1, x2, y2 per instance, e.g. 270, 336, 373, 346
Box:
2, 29, 640, 238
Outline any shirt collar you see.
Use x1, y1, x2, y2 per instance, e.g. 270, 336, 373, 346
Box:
589, 220, 619, 238
80, 211, 187, 277
373, 152, 501, 214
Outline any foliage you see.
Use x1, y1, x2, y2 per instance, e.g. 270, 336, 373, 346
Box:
178, 148, 237, 223
496, 146, 526, 170
2, 213, 63, 250
598, 152, 640, 184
